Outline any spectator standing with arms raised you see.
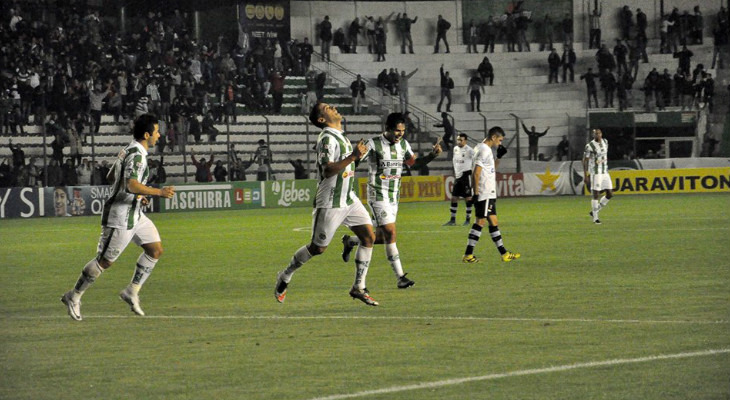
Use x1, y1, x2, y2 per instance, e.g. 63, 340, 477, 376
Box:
522, 121, 550, 161
437, 64, 454, 113
398, 68, 418, 112
192, 150, 214, 183
397, 12, 418, 54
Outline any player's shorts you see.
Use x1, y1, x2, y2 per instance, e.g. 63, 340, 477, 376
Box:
96, 214, 161, 262
368, 200, 398, 227
452, 172, 472, 198
311, 200, 372, 247
590, 173, 613, 192
473, 198, 497, 219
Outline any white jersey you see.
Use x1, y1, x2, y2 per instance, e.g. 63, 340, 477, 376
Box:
314, 127, 359, 209
584, 139, 609, 175
452, 144, 474, 179
473, 142, 497, 201
362, 134, 414, 203
102, 141, 150, 229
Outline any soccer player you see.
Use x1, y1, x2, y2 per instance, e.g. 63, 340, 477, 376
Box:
583, 128, 613, 224
60, 114, 175, 321
444, 133, 474, 226
341, 112, 442, 288
275, 103, 379, 306
462, 126, 520, 263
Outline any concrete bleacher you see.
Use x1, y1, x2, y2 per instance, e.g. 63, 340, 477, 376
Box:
2, 37, 722, 184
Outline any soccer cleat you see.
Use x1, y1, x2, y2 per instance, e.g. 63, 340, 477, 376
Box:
462, 254, 479, 263
594, 219, 602, 225
501, 251, 521, 262
274, 270, 288, 303
443, 220, 456, 226
349, 287, 379, 306
396, 273, 415, 289
341, 235, 355, 262
61, 291, 82, 321
119, 288, 145, 316
463, 220, 471, 226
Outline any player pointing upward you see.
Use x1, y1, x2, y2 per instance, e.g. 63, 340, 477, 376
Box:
342, 112, 442, 288
61, 114, 175, 321
462, 126, 520, 263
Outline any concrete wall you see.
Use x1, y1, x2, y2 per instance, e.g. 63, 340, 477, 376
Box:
290, 0, 725, 48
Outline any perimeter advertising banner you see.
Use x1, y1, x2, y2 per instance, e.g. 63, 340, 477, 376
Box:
592, 168, 730, 194
160, 182, 262, 212
265, 179, 317, 208
238, 1, 290, 44
357, 176, 446, 203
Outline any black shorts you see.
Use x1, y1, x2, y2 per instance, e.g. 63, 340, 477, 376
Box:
473, 198, 497, 219
452, 172, 472, 198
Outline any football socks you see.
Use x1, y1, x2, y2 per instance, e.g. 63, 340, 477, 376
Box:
489, 225, 507, 255
385, 242, 404, 278
283, 245, 313, 281
465, 223, 483, 255
354, 246, 373, 290
72, 259, 103, 301
130, 253, 158, 293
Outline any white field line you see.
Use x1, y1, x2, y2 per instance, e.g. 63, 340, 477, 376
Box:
306, 348, 730, 400
6, 315, 728, 324
291, 227, 729, 233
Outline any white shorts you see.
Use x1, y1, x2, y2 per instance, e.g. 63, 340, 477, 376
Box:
368, 200, 399, 227
590, 173, 613, 192
311, 201, 372, 247
96, 214, 161, 262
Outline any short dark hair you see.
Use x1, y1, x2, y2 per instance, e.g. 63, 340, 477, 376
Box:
458, 133, 468, 140
133, 113, 158, 140
487, 126, 505, 140
385, 112, 405, 131
309, 103, 325, 128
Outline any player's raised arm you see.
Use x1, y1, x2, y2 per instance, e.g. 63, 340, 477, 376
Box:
322, 139, 367, 177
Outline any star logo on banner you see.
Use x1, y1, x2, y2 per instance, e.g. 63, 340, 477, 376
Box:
537, 167, 560, 192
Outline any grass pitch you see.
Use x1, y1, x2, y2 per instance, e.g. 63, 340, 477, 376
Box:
1, 194, 729, 400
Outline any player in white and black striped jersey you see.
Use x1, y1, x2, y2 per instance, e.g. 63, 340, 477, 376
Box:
462, 126, 520, 264
583, 128, 613, 224
444, 133, 474, 226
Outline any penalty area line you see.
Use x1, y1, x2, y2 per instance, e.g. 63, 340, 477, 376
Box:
306, 348, 730, 400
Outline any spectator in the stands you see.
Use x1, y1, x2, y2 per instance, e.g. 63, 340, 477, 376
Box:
192, 151, 214, 183
350, 74, 366, 114
580, 68, 600, 108
289, 159, 308, 179
334, 28, 348, 54
562, 45, 576, 83
397, 12, 418, 54
213, 160, 228, 182
674, 44, 693, 76
548, 48, 561, 83
398, 68, 418, 113
477, 57, 494, 86
434, 15, 451, 53
348, 18, 361, 54
318, 16, 333, 61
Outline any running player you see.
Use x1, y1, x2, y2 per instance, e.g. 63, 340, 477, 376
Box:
341, 112, 442, 288
444, 133, 474, 226
275, 103, 378, 306
60, 114, 175, 321
583, 128, 613, 224
462, 126, 520, 263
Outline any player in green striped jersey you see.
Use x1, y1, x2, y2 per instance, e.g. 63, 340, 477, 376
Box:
61, 114, 175, 321
275, 103, 380, 306
583, 128, 613, 224
342, 113, 442, 288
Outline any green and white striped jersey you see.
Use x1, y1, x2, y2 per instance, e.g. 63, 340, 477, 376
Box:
314, 127, 359, 208
584, 139, 609, 174
101, 141, 150, 229
362, 134, 414, 203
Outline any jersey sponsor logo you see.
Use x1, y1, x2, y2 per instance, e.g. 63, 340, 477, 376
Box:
379, 174, 401, 180
379, 160, 403, 168
341, 170, 354, 179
